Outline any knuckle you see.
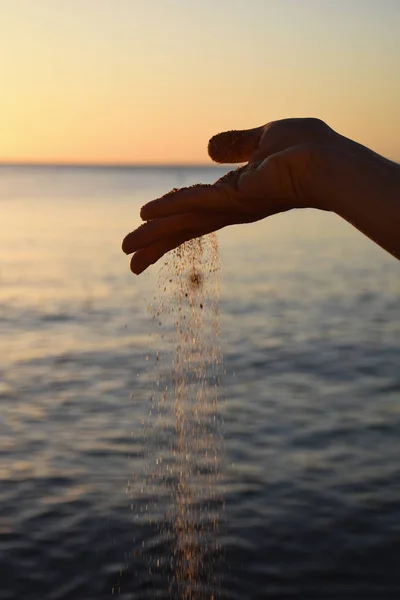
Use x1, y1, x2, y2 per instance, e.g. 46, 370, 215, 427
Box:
264, 117, 331, 143
302, 117, 329, 132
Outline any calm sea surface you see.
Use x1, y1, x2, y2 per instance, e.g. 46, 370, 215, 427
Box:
1, 165, 399, 599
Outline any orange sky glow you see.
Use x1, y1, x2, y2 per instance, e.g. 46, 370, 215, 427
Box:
1, 0, 399, 165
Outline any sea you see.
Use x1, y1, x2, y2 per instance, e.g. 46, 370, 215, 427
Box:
0, 165, 399, 600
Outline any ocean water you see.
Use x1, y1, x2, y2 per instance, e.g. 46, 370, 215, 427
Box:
0, 165, 399, 600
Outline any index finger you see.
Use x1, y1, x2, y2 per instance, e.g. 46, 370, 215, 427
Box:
140, 183, 234, 221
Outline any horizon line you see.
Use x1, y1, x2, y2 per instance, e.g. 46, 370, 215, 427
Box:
0, 160, 228, 169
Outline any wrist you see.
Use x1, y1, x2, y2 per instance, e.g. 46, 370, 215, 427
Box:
316, 144, 399, 216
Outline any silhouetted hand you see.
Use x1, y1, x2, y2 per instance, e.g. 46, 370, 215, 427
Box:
122, 118, 400, 273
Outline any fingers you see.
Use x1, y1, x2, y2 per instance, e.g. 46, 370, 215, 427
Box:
123, 214, 191, 254
128, 214, 228, 274
140, 182, 234, 220
122, 212, 228, 256
130, 232, 187, 274
208, 126, 265, 164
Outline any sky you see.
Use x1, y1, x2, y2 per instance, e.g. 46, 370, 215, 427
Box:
0, 0, 399, 165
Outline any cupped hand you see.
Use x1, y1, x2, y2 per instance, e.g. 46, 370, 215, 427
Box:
122, 118, 340, 274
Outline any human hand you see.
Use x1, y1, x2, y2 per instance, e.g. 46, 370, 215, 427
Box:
122, 117, 396, 273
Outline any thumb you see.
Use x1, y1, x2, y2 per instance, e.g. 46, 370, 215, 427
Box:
208, 125, 265, 164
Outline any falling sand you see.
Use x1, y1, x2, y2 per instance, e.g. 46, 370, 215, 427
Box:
142, 233, 224, 599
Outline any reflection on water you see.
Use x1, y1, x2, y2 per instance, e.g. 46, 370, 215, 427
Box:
1, 166, 400, 599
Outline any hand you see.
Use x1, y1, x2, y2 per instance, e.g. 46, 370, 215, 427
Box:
122, 118, 400, 273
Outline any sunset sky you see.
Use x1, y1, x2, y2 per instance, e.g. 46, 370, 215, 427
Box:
1, 0, 399, 165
